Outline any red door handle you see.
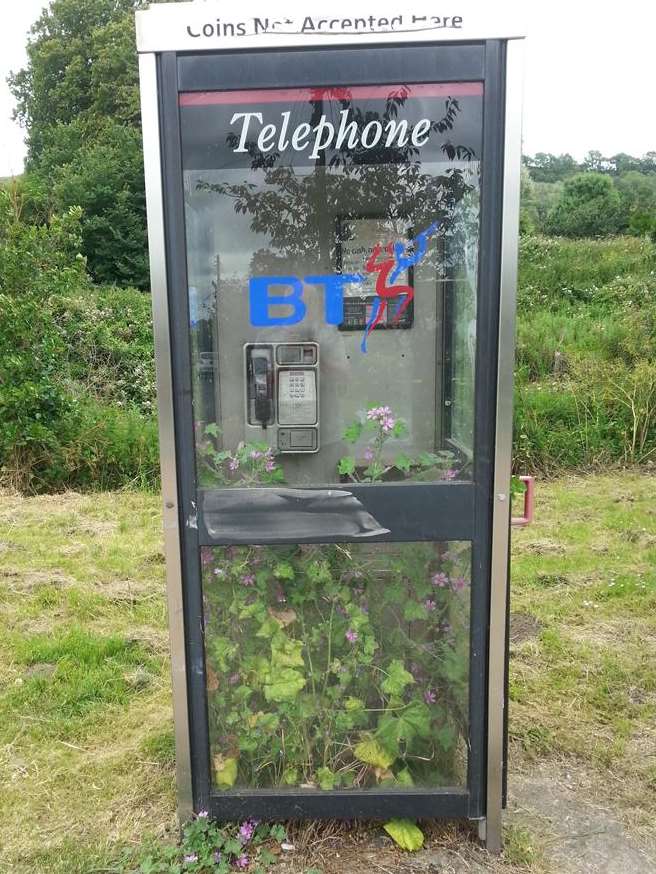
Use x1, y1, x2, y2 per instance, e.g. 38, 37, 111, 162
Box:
511, 475, 534, 527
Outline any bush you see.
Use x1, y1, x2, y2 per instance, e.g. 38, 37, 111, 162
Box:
545, 172, 627, 237
0, 187, 158, 493
53, 285, 155, 415
518, 234, 655, 311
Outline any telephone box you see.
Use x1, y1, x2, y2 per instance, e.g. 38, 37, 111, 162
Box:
136, 2, 524, 851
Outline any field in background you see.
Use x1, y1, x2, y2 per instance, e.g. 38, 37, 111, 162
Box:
0, 472, 654, 872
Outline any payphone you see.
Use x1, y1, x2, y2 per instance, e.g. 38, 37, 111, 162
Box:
137, 1, 524, 852
245, 342, 320, 452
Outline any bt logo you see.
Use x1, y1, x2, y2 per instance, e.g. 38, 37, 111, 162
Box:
248, 221, 440, 352
249, 273, 362, 328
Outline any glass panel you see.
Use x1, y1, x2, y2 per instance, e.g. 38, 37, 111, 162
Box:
202, 541, 471, 791
180, 83, 483, 486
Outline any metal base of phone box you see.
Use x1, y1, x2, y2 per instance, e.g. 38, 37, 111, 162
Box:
137, 1, 524, 854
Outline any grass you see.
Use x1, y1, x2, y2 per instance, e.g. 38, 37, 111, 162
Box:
0, 473, 654, 871
510, 471, 656, 840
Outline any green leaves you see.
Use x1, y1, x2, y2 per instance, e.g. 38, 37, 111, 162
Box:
317, 766, 337, 790
337, 455, 356, 476
354, 736, 395, 770
394, 452, 413, 473
263, 667, 306, 703
343, 421, 363, 443
273, 561, 295, 581
376, 702, 432, 753
383, 819, 425, 851
381, 659, 415, 696
213, 755, 238, 789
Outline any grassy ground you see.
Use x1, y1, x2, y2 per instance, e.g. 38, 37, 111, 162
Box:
0, 472, 654, 872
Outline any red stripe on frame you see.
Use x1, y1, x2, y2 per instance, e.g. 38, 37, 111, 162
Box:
179, 82, 483, 106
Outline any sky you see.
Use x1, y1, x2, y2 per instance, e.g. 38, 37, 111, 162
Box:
1, 1, 656, 176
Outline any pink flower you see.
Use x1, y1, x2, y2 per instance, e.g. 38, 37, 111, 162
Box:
229, 457, 239, 471
451, 576, 468, 592
235, 854, 249, 869
364, 447, 374, 462
442, 468, 457, 480
229, 672, 240, 685
424, 688, 437, 704
432, 572, 448, 588
241, 574, 255, 586
250, 449, 262, 460
265, 459, 276, 472
424, 598, 436, 611
197, 809, 209, 818
345, 629, 358, 643
239, 820, 255, 842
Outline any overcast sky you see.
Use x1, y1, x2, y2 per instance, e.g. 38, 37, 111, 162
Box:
1, 1, 655, 176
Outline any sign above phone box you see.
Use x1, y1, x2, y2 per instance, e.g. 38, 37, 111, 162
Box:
136, 0, 526, 54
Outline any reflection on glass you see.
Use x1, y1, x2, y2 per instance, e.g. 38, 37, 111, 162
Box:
180, 84, 482, 485
202, 541, 471, 791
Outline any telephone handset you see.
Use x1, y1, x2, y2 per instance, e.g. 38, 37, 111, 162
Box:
245, 343, 319, 453
246, 345, 274, 427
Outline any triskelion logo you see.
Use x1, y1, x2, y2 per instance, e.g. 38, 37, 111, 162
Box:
248, 221, 439, 353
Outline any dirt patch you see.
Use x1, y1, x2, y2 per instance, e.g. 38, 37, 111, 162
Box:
521, 538, 566, 556
0, 569, 76, 592
510, 613, 543, 645
508, 762, 656, 873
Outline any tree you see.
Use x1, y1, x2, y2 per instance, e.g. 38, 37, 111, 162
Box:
7, 0, 149, 286
523, 152, 580, 183
545, 172, 627, 237
47, 122, 148, 286
9, 0, 141, 163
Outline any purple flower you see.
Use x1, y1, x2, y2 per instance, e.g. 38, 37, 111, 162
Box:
432, 572, 448, 588
229, 457, 240, 471
442, 468, 458, 480
239, 820, 255, 843
229, 672, 240, 685
241, 574, 255, 586
424, 688, 437, 705
197, 809, 209, 818
363, 447, 374, 462
250, 449, 263, 460
183, 853, 198, 864
213, 850, 222, 864
424, 598, 436, 611
451, 576, 468, 592
382, 416, 396, 433
235, 854, 249, 869
345, 629, 358, 643
265, 459, 276, 472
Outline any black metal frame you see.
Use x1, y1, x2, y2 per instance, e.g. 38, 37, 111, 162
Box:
157, 40, 506, 820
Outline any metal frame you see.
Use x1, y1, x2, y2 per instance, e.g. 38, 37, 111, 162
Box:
138, 52, 194, 819
137, 9, 523, 847
484, 37, 524, 852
